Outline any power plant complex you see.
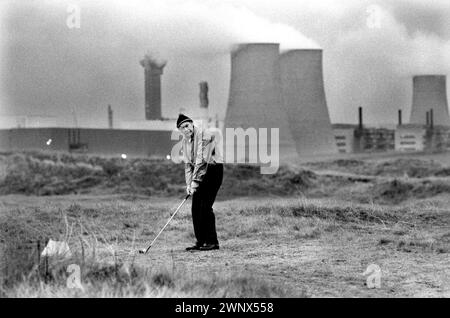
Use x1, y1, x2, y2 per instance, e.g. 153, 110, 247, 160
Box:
1, 44, 449, 161
223, 43, 338, 162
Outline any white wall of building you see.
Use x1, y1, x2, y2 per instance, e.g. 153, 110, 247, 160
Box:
333, 128, 355, 153
395, 126, 426, 152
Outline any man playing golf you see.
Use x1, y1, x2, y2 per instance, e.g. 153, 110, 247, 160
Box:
177, 114, 223, 251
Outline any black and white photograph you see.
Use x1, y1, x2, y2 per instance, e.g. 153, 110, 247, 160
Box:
0, 0, 449, 302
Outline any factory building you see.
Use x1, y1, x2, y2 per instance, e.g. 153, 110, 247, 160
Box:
331, 107, 395, 153
395, 125, 450, 153
331, 75, 450, 153
332, 124, 359, 153
395, 124, 427, 152
1, 45, 449, 160
395, 75, 450, 152
0, 128, 175, 158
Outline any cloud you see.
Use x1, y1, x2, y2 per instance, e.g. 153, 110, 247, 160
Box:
385, 0, 450, 39
231, 0, 449, 124
0, 0, 448, 127
324, 3, 450, 124
0, 0, 319, 125
88, 0, 319, 54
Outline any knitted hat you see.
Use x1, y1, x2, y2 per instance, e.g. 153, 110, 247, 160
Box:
176, 113, 193, 128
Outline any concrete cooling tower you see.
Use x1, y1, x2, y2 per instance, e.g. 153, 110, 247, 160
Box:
224, 43, 298, 163
409, 75, 450, 126
279, 49, 337, 155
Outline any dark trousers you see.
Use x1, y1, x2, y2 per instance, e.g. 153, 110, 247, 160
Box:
191, 163, 223, 245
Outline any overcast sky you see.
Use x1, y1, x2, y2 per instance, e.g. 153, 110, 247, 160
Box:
0, 0, 449, 127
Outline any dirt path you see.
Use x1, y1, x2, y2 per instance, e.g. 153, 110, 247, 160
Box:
129, 230, 450, 297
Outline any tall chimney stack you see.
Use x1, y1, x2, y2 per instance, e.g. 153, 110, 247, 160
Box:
358, 106, 363, 130
199, 81, 209, 126
140, 54, 167, 120
108, 104, 113, 128
430, 109, 434, 128
199, 81, 209, 109
398, 109, 402, 126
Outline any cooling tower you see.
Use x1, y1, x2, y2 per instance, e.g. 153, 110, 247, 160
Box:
279, 49, 337, 155
409, 75, 450, 126
224, 43, 298, 163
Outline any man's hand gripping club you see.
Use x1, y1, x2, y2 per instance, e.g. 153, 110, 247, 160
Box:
186, 180, 199, 195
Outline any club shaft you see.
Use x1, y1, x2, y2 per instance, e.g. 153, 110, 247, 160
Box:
144, 195, 189, 253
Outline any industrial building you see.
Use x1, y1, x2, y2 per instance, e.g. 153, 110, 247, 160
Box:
0, 54, 179, 158
395, 124, 450, 153
395, 124, 427, 152
0, 127, 174, 158
393, 75, 450, 152
1, 44, 449, 159
395, 75, 450, 152
332, 74, 450, 154
330, 108, 395, 154
332, 124, 359, 153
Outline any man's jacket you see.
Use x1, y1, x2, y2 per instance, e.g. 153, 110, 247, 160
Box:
182, 125, 223, 188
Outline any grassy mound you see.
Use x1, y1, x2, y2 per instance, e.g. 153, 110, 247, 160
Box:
305, 158, 449, 178
0, 151, 316, 198
1, 151, 450, 203
372, 179, 450, 204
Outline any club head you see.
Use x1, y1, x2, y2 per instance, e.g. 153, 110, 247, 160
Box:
138, 249, 146, 254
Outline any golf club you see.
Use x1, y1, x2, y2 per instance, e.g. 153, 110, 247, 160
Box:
138, 194, 190, 254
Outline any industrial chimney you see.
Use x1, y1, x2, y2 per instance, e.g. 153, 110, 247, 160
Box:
358, 107, 363, 130
278, 49, 337, 155
199, 81, 209, 109
224, 43, 298, 163
140, 54, 167, 120
409, 75, 450, 126
199, 81, 209, 126
108, 104, 113, 128
430, 109, 434, 128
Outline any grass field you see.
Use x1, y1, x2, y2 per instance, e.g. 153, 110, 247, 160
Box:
1, 151, 449, 297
